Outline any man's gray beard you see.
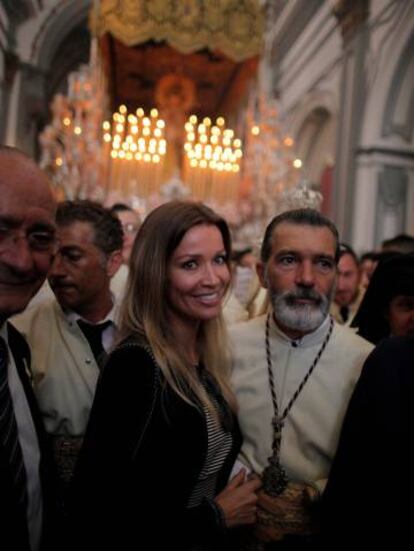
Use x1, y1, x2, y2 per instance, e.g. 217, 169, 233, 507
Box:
270, 286, 333, 334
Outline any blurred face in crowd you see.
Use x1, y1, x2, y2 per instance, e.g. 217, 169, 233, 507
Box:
335, 253, 360, 306
257, 222, 336, 339
239, 251, 256, 269
0, 153, 56, 322
360, 257, 377, 289
167, 224, 230, 331
387, 295, 414, 337
49, 221, 120, 321
117, 209, 140, 263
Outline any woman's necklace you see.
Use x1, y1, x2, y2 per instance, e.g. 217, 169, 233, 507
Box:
262, 313, 334, 496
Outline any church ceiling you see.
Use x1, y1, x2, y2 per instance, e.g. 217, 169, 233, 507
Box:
93, 0, 262, 119
100, 34, 258, 120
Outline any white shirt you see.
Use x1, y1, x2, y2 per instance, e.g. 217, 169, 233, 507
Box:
65, 301, 118, 354
110, 263, 129, 304
1, 324, 42, 551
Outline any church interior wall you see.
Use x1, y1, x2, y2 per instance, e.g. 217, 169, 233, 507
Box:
264, 0, 414, 251
1, 0, 413, 253
25, 0, 90, 70
352, 0, 414, 252
295, 107, 336, 186
277, 3, 342, 113
359, 0, 414, 146
266, 2, 342, 228
3, 0, 90, 156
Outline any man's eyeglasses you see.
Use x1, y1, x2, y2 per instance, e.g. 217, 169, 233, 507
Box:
122, 223, 139, 235
0, 227, 57, 253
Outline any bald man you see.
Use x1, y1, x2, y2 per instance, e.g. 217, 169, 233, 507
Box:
0, 146, 59, 551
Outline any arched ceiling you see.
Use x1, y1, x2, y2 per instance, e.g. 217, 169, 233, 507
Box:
47, 24, 90, 99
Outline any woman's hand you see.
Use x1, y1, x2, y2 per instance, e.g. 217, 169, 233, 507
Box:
214, 469, 261, 528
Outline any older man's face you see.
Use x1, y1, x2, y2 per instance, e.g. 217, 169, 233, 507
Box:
257, 222, 337, 339
116, 209, 140, 263
0, 154, 56, 322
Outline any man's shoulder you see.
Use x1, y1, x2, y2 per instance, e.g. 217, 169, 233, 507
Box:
228, 314, 266, 341
12, 297, 60, 335
110, 263, 129, 301
105, 337, 160, 384
357, 337, 414, 397
332, 321, 374, 355
368, 336, 414, 368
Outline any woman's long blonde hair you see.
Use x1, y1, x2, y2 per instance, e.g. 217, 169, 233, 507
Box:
119, 200, 237, 415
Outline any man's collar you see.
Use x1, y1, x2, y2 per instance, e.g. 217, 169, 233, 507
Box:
63, 295, 117, 326
270, 312, 332, 348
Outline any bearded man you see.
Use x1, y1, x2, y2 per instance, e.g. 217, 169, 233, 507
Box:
229, 208, 373, 547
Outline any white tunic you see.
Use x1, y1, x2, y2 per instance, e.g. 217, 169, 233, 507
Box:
229, 314, 373, 492
12, 298, 117, 436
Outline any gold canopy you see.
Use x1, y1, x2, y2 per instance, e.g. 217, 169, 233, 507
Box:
90, 0, 264, 62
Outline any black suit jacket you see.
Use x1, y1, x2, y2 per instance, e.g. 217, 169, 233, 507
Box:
0, 323, 60, 551
70, 339, 242, 550
320, 336, 414, 546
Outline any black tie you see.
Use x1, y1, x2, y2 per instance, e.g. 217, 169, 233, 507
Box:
77, 320, 112, 368
340, 306, 349, 323
0, 336, 28, 510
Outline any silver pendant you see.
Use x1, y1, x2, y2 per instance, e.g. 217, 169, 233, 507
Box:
262, 417, 288, 495
262, 455, 288, 496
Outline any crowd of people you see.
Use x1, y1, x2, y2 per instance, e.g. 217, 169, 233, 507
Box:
1, 145, 413, 550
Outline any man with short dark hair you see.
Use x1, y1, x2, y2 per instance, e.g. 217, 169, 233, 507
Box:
0, 145, 58, 551
229, 208, 373, 546
331, 243, 363, 325
13, 200, 123, 488
381, 232, 414, 254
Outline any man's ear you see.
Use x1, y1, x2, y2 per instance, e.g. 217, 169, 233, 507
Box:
106, 250, 123, 278
256, 261, 268, 289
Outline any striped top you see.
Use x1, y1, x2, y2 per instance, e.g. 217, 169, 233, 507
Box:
186, 368, 233, 508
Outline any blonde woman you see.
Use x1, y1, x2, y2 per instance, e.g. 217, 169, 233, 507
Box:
70, 201, 260, 550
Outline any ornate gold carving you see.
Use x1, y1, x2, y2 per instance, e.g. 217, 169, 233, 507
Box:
90, 0, 263, 62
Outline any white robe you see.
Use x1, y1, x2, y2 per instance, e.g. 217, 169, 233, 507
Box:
229, 314, 373, 493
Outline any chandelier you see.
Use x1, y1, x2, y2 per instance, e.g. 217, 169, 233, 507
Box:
182, 115, 242, 204
102, 105, 167, 198
245, 93, 302, 203
38, 39, 106, 202
229, 91, 307, 246
35, 0, 328, 249
39, 72, 245, 209
37, 1, 320, 236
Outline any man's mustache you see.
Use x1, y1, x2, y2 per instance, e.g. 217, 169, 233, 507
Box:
48, 278, 75, 289
283, 287, 325, 306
